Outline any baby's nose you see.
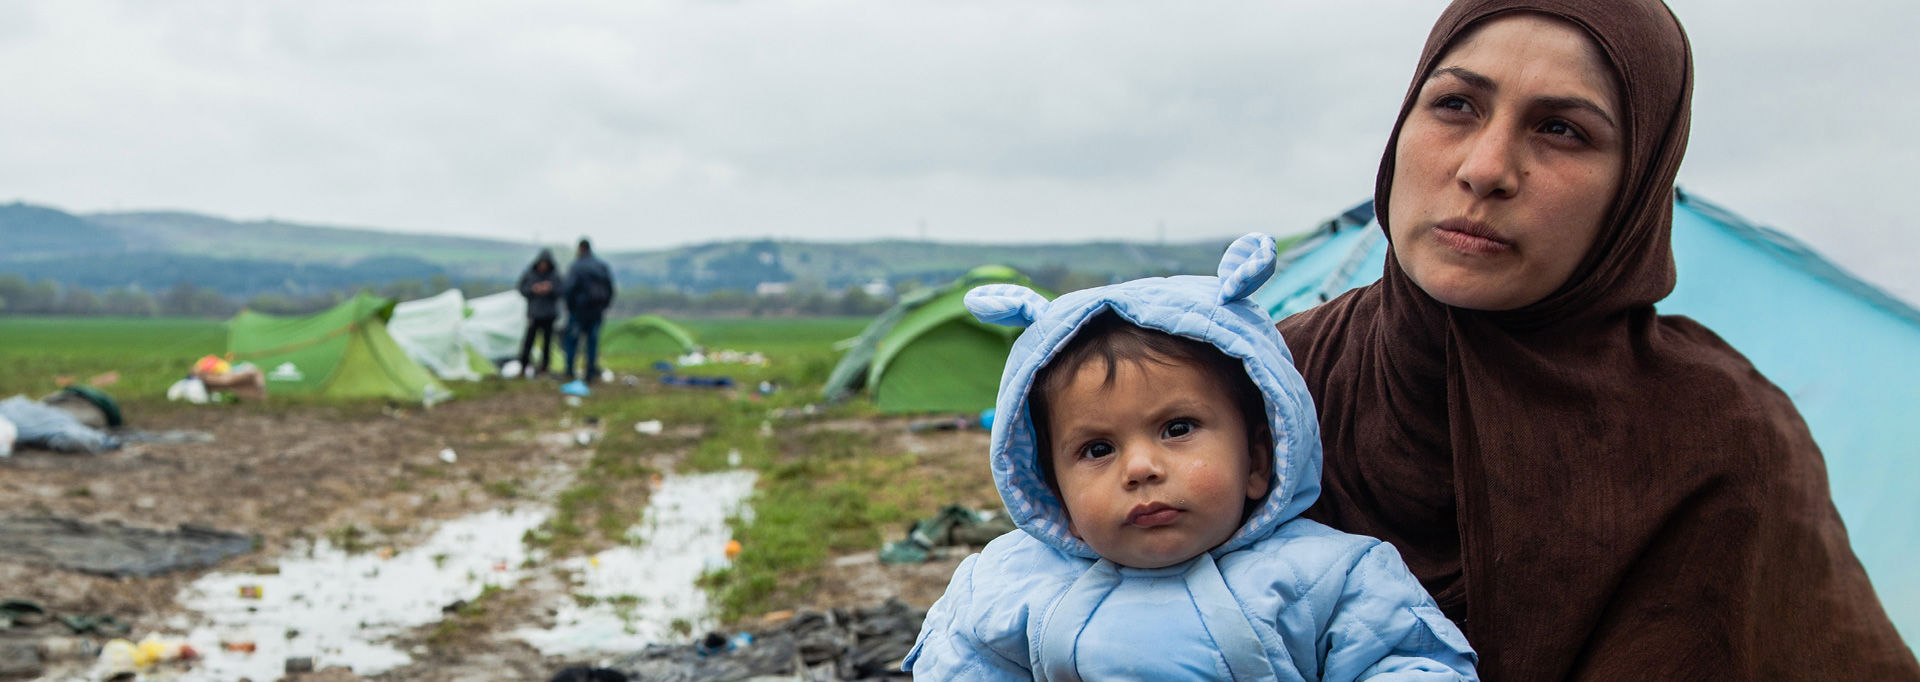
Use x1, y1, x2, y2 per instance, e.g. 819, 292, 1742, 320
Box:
1122, 448, 1166, 486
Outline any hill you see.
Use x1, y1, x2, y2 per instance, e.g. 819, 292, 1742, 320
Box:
1, 202, 1253, 302
84, 210, 533, 278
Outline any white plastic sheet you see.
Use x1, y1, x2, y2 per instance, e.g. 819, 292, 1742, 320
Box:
463, 290, 528, 363
0, 395, 117, 453
388, 290, 483, 381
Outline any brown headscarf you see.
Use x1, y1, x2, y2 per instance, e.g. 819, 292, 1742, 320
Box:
1277, 0, 1920, 679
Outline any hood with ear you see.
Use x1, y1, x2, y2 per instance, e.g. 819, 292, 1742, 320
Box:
966, 233, 1322, 561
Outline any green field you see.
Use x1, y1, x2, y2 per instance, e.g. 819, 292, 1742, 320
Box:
0, 315, 870, 404
0, 316, 229, 400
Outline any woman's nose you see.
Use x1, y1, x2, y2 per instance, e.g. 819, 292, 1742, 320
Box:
1455, 128, 1520, 199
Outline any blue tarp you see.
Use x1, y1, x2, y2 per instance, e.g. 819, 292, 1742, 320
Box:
1253, 191, 1920, 643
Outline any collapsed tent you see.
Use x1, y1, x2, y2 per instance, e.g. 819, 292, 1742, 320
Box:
824, 266, 1051, 414
387, 289, 494, 381
463, 290, 528, 364
1252, 190, 1920, 642
228, 292, 451, 403
600, 314, 699, 358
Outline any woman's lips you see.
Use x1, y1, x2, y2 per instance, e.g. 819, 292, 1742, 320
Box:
1128, 503, 1181, 528
1432, 218, 1512, 256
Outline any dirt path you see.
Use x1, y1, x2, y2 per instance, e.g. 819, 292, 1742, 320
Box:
0, 388, 996, 680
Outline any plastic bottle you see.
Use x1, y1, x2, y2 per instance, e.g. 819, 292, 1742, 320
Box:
37, 636, 100, 661
99, 639, 138, 673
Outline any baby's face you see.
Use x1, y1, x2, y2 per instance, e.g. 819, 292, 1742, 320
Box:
1045, 358, 1268, 569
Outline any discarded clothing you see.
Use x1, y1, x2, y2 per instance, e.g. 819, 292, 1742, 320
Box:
0, 396, 119, 454
659, 374, 735, 389
0, 517, 253, 578
602, 600, 923, 681
40, 385, 124, 429
878, 505, 1014, 565
0, 599, 48, 629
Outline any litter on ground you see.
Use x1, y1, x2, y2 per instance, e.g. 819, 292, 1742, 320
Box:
0, 395, 119, 453
0, 517, 252, 578
878, 505, 1014, 565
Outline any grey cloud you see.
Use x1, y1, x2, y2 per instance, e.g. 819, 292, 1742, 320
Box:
1, 0, 1914, 303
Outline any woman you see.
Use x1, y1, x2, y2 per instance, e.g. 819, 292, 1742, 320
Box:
516, 248, 563, 377
1277, 0, 1919, 679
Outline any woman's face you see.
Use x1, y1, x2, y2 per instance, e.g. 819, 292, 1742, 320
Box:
1387, 13, 1624, 311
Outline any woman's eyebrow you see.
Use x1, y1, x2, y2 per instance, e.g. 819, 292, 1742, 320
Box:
1535, 95, 1617, 130
1428, 66, 1493, 91
1429, 66, 1617, 130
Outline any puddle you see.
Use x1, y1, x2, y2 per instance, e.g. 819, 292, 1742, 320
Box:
150, 470, 757, 679
515, 469, 758, 656
170, 508, 548, 680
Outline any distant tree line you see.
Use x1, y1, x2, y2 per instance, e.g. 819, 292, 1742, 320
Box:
0, 273, 898, 319
0, 274, 502, 318
0, 262, 1126, 319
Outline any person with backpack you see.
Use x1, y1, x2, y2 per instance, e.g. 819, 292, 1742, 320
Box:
561, 238, 616, 384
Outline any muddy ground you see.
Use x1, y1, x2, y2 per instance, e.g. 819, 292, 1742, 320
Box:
0, 385, 995, 681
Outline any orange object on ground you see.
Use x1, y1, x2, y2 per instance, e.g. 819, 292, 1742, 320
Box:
193, 355, 231, 376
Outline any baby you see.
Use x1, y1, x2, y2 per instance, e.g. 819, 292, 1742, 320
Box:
905, 234, 1478, 680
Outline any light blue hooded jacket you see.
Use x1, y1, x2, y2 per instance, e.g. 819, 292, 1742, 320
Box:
905, 235, 1478, 681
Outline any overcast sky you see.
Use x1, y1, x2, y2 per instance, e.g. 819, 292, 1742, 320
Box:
2, 1, 1916, 303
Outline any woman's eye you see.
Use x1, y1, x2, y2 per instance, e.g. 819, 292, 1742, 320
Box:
1539, 119, 1585, 142
1433, 94, 1474, 115
1163, 420, 1195, 439
1079, 441, 1115, 460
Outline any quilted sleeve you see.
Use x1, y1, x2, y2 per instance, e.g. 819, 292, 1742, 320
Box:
903, 553, 1033, 680
1319, 542, 1480, 681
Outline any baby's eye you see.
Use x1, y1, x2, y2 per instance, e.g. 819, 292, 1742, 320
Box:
1078, 441, 1115, 460
1162, 419, 1196, 439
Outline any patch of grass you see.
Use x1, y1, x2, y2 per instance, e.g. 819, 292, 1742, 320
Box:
426, 583, 507, 649
483, 478, 526, 499
700, 427, 922, 622
325, 523, 372, 554
0, 315, 549, 410
0, 316, 227, 402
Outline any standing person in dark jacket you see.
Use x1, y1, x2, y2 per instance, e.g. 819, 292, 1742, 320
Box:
561, 238, 616, 383
515, 249, 563, 377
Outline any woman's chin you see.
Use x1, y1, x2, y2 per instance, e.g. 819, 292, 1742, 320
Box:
1409, 270, 1538, 312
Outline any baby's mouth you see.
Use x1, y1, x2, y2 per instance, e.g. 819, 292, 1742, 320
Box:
1127, 502, 1181, 528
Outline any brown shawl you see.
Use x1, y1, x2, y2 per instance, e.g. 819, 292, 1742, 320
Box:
1276, 0, 1920, 679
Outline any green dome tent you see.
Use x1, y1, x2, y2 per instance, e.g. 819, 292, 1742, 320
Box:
228, 292, 451, 403
600, 314, 699, 358
824, 266, 1052, 414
